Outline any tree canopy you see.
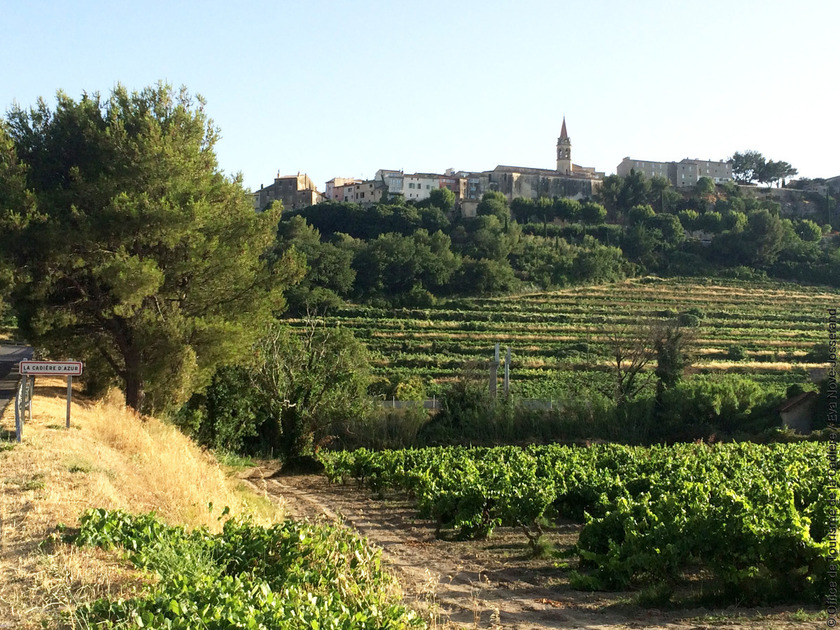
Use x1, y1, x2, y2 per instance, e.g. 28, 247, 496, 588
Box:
731, 150, 797, 187
731, 150, 766, 183
251, 321, 371, 462
0, 84, 302, 411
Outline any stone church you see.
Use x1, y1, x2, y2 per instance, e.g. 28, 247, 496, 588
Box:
478, 118, 604, 202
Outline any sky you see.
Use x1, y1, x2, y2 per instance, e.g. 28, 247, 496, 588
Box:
1, 0, 837, 192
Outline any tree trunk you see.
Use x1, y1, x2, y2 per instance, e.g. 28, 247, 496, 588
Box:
123, 351, 144, 412
280, 407, 304, 459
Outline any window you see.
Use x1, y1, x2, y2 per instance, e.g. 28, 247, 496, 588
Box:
408, 183, 415, 189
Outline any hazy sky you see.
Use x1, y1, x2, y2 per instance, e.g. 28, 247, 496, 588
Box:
2, 0, 837, 191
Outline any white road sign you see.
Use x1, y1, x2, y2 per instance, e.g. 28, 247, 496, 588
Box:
20, 361, 84, 376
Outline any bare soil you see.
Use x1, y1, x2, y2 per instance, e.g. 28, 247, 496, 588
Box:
242, 470, 822, 630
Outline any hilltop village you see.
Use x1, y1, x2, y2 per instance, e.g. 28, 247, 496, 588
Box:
253, 118, 836, 217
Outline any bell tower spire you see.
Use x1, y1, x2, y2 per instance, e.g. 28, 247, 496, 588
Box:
556, 116, 572, 175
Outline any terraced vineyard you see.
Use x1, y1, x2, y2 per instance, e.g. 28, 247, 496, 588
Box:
297, 277, 838, 398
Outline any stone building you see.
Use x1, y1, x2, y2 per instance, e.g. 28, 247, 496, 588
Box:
617, 157, 733, 188
778, 390, 818, 434
325, 177, 363, 202
253, 172, 323, 211
323, 119, 603, 215
440, 169, 468, 199
403, 173, 441, 202
375, 169, 405, 197
346, 180, 386, 204
459, 118, 604, 215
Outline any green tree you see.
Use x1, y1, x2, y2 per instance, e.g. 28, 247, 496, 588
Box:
745, 208, 786, 266
619, 170, 651, 214
597, 174, 624, 218
580, 202, 607, 226
275, 216, 355, 314
535, 196, 554, 234
352, 230, 459, 300
176, 365, 272, 455
722, 210, 748, 232
509, 197, 535, 223
570, 239, 626, 283
795, 219, 823, 242
554, 197, 581, 223
426, 187, 456, 213
510, 235, 575, 288
0, 84, 303, 412
698, 210, 724, 233
419, 205, 451, 233
654, 324, 691, 392
731, 150, 765, 183
757, 160, 798, 188
627, 204, 655, 225
454, 258, 518, 295
607, 322, 690, 408
695, 176, 716, 196
455, 214, 520, 261
649, 175, 679, 213
678, 209, 700, 231
251, 321, 372, 463
622, 224, 662, 269
476, 190, 510, 222
412, 229, 460, 289
605, 323, 657, 407
649, 213, 685, 246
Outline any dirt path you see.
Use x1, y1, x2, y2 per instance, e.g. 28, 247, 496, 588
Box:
243, 472, 821, 630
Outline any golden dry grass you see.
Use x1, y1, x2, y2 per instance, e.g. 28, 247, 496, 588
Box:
0, 377, 283, 629
696, 360, 824, 371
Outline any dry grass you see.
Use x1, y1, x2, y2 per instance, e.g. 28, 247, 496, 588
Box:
0, 377, 283, 629
696, 360, 821, 371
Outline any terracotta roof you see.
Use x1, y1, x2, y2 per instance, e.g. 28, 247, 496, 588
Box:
493, 165, 597, 179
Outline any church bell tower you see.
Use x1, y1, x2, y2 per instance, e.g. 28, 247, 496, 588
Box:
556, 117, 572, 175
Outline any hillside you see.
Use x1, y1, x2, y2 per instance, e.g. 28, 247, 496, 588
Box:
0, 378, 282, 627
296, 277, 836, 399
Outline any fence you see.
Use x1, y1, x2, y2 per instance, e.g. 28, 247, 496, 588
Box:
378, 398, 439, 410
377, 397, 566, 412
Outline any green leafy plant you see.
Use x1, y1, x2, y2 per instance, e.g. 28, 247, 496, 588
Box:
72, 508, 423, 629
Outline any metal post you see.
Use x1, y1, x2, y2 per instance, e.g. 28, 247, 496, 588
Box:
14, 381, 22, 443
27, 375, 33, 423
66, 376, 72, 429
503, 346, 511, 396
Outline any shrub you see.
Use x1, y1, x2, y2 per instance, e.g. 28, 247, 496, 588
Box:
805, 343, 832, 363
727, 345, 747, 362
677, 312, 700, 327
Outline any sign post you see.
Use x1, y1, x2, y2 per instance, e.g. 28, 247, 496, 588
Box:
19, 361, 84, 429
504, 346, 511, 396
14, 380, 22, 443
66, 376, 72, 428
27, 375, 33, 422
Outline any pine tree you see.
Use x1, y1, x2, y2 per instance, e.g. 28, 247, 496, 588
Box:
0, 84, 303, 412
